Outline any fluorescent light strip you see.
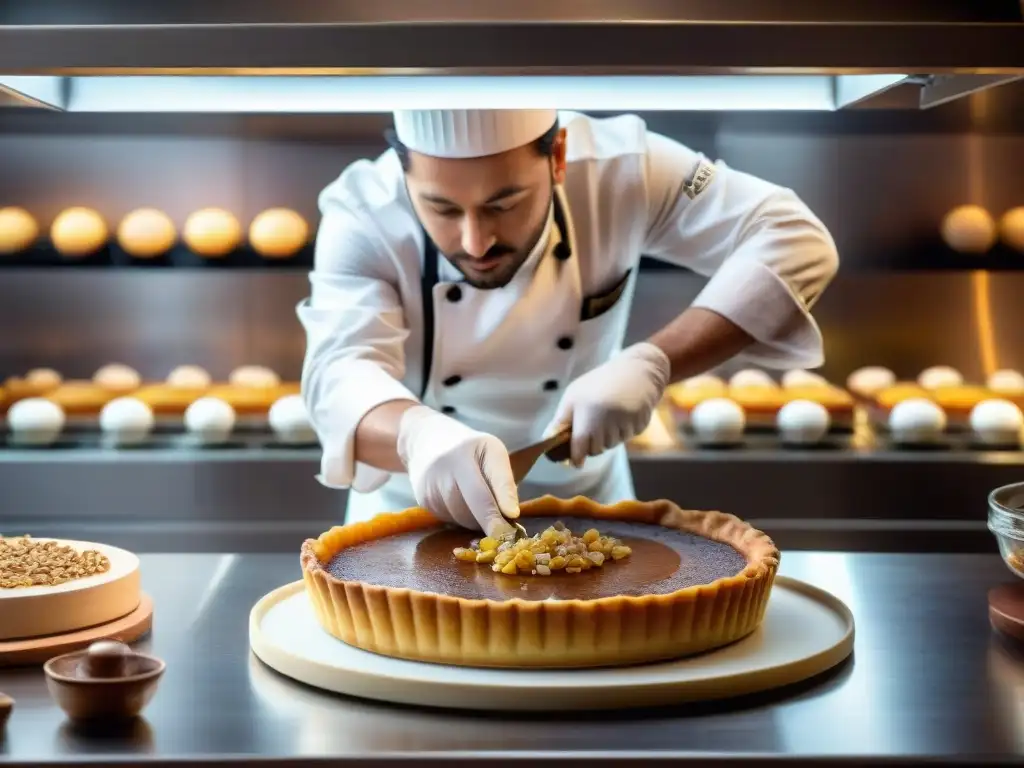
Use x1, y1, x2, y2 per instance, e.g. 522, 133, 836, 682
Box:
834, 74, 907, 108
61, 75, 839, 112
0, 75, 64, 109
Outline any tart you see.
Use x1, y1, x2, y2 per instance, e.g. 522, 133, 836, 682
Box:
3, 375, 60, 403
782, 385, 856, 429
729, 386, 787, 428
133, 384, 207, 415
45, 382, 118, 416
205, 384, 290, 415
931, 385, 990, 418
871, 383, 994, 429
873, 383, 929, 411
664, 381, 724, 427
301, 496, 779, 669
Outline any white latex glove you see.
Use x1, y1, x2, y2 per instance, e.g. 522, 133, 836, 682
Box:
545, 342, 671, 467
397, 405, 519, 539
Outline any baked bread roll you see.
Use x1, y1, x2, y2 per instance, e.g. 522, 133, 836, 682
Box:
51, 207, 108, 257
183, 208, 242, 257
941, 205, 997, 254
1000, 207, 1024, 253
0, 206, 39, 254
117, 208, 177, 258
249, 208, 309, 258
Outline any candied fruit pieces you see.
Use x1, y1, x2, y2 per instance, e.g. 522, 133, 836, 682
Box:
451, 521, 631, 576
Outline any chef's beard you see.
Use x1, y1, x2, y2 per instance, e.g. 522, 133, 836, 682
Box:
443, 189, 555, 291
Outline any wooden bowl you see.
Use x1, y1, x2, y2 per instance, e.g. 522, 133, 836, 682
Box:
43, 640, 165, 722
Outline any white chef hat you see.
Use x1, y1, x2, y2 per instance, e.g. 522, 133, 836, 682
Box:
392, 109, 558, 159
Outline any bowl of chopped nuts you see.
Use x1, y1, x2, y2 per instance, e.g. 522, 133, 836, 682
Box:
988, 482, 1024, 578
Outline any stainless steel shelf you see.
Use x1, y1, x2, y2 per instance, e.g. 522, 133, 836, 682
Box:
0, 433, 1015, 553
0, 1, 1022, 74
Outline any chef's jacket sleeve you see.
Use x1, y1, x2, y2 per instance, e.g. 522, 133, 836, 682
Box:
297, 205, 418, 493
641, 131, 839, 368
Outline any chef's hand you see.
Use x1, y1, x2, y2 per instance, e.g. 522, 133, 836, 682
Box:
397, 405, 519, 539
546, 342, 671, 467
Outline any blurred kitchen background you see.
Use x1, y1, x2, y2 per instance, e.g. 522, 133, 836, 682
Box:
1, 2, 1023, 553
2, 98, 1024, 379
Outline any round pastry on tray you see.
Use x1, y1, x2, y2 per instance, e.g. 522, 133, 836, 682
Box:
729, 386, 787, 428
930, 385, 992, 419
204, 384, 280, 415
45, 382, 119, 416
4, 370, 63, 402
133, 384, 206, 416
873, 383, 930, 412
782, 385, 855, 429
301, 497, 779, 669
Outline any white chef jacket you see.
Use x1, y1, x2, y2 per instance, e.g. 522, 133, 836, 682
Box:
298, 111, 838, 524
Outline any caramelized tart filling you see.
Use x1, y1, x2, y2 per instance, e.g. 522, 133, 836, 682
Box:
325, 516, 747, 602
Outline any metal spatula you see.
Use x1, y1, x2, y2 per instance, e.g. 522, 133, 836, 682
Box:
504, 429, 572, 539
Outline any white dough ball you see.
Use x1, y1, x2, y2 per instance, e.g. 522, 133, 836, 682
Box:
988, 369, 1024, 395
94, 363, 141, 391
970, 399, 1023, 446
782, 370, 828, 389
99, 397, 154, 445
889, 398, 947, 444
690, 398, 746, 445
917, 365, 963, 390
847, 366, 896, 397
681, 373, 724, 389
185, 397, 236, 444
229, 365, 280, 388
729, 369, 775, 389
268, 394, 316, 444
776, 400, 831, 445
167, 365, 211, 389
6, 398, 65, 446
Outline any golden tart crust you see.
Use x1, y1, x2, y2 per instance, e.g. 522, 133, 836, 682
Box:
300, 496, 780, 669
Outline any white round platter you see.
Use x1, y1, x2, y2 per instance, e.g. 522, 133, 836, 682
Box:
250, 576, 854, 711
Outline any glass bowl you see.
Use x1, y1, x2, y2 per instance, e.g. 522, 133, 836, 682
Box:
988, 482, 1024, 579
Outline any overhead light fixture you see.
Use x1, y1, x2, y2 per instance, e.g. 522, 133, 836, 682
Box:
0, 76, 64, 110
0, 74, 914, 113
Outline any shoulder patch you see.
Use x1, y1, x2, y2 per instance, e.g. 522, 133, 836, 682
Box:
683, 160, 716, 200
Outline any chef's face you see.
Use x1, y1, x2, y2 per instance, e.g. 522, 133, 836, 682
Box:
405, 130, 567, 289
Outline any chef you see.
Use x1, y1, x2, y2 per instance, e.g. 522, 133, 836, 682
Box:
299, 109, 838, 538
